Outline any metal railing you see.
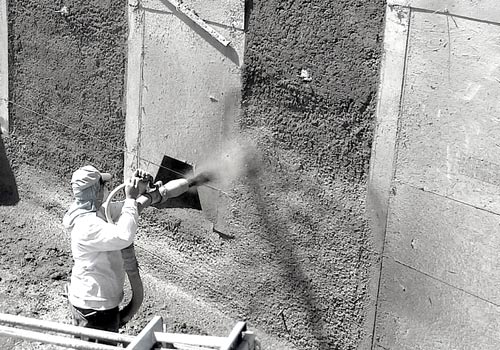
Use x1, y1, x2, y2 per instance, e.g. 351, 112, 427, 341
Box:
0, 313, 258, 350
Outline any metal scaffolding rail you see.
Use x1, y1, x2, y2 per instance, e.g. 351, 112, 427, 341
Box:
0, 313, 258, 350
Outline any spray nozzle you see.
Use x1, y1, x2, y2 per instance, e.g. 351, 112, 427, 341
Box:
187, 171, 215, 187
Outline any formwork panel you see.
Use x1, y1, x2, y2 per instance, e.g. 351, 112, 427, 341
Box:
371, 5, 500, 349
374, 259, 500, 350
126, 0, 245, 229
385, 183, 500, 304
394, 11, 500, 213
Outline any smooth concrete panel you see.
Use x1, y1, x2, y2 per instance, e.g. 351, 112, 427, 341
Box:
374, 259, 500, 350
139, 5, 243, 167
394, 11, 500, 214
127, 0, 244, 229
385, 183, 500, 304
125, 1, 145, 173
0, 0, 8, 134
372, 3, 500, 349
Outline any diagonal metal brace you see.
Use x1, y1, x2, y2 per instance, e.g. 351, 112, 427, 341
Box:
163, 0, 231, 47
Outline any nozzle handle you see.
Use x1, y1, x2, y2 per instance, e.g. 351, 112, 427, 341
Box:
158, 178, 189, 199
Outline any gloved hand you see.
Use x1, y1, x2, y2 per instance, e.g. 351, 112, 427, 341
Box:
126, 169, 153, 199
125, 177, 142, 199
133, 169, 154, 186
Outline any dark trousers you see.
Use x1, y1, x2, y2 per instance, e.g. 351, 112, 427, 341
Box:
70, 304, 120, 345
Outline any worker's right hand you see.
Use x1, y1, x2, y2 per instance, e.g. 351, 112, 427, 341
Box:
133, 168, 154, 185
125, 177, 141, 199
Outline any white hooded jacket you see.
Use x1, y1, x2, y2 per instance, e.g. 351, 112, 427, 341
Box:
66, 199, 138, 310
63, 165, 139, 310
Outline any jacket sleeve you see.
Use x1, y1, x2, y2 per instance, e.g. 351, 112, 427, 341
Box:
80, 199, 139, 251
108, 201, 125, 222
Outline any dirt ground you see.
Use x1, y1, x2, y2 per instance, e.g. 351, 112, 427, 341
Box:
1, 0, 386, 349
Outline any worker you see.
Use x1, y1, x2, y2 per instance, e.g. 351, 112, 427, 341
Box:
62, 165, 152, 337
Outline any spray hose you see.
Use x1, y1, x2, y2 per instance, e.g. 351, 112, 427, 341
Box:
104, 178, 190, 224
103, 172, 214, 326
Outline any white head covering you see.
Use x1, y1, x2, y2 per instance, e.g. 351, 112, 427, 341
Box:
63, 165, 112, 228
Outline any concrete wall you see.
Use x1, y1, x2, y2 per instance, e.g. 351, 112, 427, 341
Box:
0, 0, 7, 134
5, 0, 387, 349
6, 0, 127, 180
370, 2, 500, 349
125, 0, 386, 349
240, 1, 385, 348
125, 0, 245, 229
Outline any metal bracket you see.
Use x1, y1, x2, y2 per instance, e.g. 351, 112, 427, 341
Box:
174, 1, 231, 46
133, 0, 231, 47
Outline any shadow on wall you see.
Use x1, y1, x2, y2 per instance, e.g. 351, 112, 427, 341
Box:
0, 133, 19, 205
245, 166, 328, 350
244, 0, 253, 33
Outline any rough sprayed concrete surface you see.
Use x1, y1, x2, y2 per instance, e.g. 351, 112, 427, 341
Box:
6, 0, 126, 178
244, 0, 384, 179
1, 0, 385, 349
239, 0, 385, 348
